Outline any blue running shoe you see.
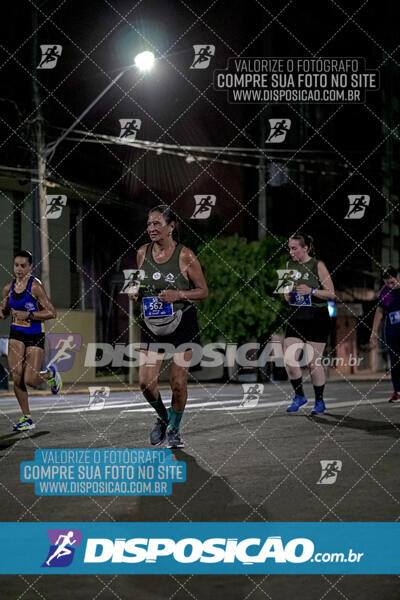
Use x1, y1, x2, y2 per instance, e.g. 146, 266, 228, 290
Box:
47, 365, 62, 395
13, 415, 35, 432
166, 427, 184, 449
310, 399, 326, 415
286, 394, 307, 413
150, 418, 168, 445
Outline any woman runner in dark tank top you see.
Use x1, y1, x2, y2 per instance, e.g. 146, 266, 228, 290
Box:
129, 206, 208, 449
283, 233, 335, 415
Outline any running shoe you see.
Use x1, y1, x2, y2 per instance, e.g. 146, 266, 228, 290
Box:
47, 365, 62, 395
388, 392, 400, 403
166, 427, 184, 449
150, 418, 168, 445
13, 415, 35, 432
310, 399, 326, 415
286, 394, 307, 413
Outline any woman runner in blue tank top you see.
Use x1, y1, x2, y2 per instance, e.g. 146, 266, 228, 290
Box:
0, 250, 62, 431
129, 206, 208, 449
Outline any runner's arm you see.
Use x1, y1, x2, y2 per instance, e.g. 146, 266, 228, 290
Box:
128, 245, 148, 301
0, 283, 11, 319
370, 306, 384, 347
159, 247, 208, 303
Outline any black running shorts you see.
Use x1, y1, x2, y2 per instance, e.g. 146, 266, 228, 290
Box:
9, 328, 46, 349
285, 307, 331, 343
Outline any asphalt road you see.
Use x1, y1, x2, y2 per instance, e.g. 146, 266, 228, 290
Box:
0, 380, 399, 599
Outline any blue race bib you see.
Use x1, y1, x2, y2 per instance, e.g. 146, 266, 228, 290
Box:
389, 310, 400, 325
142, 296, 174, 318
289, 292, 311, 307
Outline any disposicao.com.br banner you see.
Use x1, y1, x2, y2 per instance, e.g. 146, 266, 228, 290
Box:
0, 522, 398, 575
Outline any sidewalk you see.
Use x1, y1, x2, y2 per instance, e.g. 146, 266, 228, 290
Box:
0, 372, 390, 397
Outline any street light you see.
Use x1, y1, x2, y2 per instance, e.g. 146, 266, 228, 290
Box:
134, 51, 155, 72
45, 51, 155, 161
34, 51, 155, 294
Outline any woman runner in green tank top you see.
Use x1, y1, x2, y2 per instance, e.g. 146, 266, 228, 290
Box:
129, 206, 208, 449
283, 233, 335, 415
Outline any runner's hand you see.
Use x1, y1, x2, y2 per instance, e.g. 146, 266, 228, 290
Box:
295, 285, 312, 295
369, 332, 378, 348
11, 309, 29, 321
158, 290, 182, 303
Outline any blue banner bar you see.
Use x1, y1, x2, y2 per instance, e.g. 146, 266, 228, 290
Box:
0, 522, 398, 574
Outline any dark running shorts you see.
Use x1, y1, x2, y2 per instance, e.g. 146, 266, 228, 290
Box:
285, 307, 331, 343
9, 328, 45, 349
140, 304, 200, 352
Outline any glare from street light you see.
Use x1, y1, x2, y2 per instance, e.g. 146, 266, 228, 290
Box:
134, 51, 155, 72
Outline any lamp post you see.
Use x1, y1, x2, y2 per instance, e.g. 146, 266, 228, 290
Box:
34, 51, 155, 294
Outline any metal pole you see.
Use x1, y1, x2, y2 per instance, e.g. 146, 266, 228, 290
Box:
128, 302, 140, 385
32, 6, 50, 293
258, 112, 267, 240
45, 70, 126, 162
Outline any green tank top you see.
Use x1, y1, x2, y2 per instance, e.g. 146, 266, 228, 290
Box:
287, 257, 326, 308
141, 242, 191, 311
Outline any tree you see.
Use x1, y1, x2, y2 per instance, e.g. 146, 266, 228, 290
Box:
195, 235, 288, 343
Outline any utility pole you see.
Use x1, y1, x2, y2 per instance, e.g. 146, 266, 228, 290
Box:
31, 6, 51, 295
258, 111, 267, 240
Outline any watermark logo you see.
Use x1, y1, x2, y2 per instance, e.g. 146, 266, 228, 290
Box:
87, 386, 110, 411
24, 302, 36, 312
345, 195, 370, 219
190, 45, 215, 69
84, 535, 314, 564
44, 195, 67, 219
42, 529, 82, 567
47, 334, 82, 372
120, 269, 145, 294
267, 119, 291, 143
37, 45, 62, 69
240, 383, 264, 408
119, 119, 142, 141
317, 460, 342, 485
191, 195, 216, 219
274, 269, 301, 294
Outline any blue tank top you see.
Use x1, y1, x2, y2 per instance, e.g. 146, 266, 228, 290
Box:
9, 276, 44, 334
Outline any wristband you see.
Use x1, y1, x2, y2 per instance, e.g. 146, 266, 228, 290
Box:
27, 311, 35, 322
311, 289, 316, 295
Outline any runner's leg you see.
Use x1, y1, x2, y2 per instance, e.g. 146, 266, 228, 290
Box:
139, 350, 169, 444
307, 341, 327, 413
24, 346, 47, 387
165, 350, 192, 448
284, 337, 309, 412
8, 339, 29, 415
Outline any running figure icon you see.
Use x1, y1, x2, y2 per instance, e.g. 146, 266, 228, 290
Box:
345, 195, 370, 219
317, 460, 342, 484
37, 45, 62, 69
190, 45, 215, 69
44, 195, 66, 219
48, 335, 77, 366
191, 195, 216, 219
267, 119, 291, 142
45, 531, 77, 566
